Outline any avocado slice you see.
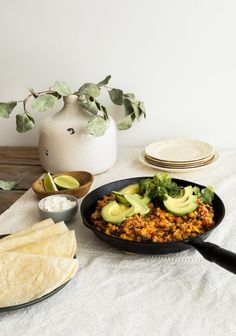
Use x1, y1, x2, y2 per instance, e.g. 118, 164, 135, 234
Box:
113, 183, 140, 205
141, 194, 151, 205
103, 183, 150, 224
164, 199, 198, 216
120, 183, 139, 195
172, 195, 197, 208
124, 194, 150, 215
101, 201, 135, 224
163, 191, 198, 216
113, 191, 150, 206
172, 186, 193, 203
112, 191, 131, 206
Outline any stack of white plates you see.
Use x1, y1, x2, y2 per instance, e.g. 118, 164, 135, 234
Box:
139, 139, 219, 173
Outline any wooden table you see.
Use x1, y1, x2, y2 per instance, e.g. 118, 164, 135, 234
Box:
0, 147, 44, 215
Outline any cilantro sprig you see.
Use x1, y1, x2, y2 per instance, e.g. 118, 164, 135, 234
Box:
138, 174, 214, 204
139, 173, 181, 201
193, 186, 214, 204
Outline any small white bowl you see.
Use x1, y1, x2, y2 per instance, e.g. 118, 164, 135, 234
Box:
38, 194, 78, 223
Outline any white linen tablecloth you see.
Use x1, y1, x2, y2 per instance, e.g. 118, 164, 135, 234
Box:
0, 147, 236, 336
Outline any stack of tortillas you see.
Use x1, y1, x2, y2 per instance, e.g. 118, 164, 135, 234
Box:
0, 218, 78, 308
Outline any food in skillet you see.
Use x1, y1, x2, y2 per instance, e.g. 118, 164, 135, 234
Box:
91, 174, 215, 243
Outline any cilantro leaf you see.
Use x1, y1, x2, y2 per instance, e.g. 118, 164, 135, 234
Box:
193, 185, 214, 204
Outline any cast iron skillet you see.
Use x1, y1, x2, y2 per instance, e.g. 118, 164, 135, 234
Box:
81, 177, 236, 275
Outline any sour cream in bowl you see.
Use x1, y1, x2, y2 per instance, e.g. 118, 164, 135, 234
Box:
38, 195, 78, 223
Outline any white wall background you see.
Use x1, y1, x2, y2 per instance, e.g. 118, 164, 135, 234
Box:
0, 0, 236, 148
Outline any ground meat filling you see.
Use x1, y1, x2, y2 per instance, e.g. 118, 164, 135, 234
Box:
91, 195, 215, 243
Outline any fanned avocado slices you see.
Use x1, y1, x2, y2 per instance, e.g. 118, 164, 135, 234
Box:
113, 183, 140, 206
163, 186, 198, 216
102, 183, 151, 224
101, 201, 135, 224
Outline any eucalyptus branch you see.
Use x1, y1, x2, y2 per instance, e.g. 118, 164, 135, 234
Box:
0, 76, 146, 136
103, 85, 113, 90
16, 89, 56, 114
101, 106, 109, 120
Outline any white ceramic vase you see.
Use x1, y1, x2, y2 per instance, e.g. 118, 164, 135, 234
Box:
38, 95, 117, 174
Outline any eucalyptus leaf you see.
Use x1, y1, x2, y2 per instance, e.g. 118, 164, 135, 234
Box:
138, 101, 146, 117
124, 93, 135, 100
123, 98, 135, 121
32, 94, 58, 112
87, 116, 107, 136
77, 83, 100, 97
79, 99, 98, 115
117, 115, 133, 130
108, 89, 124, 105
53, 81, 72, 96
97, 75, 111, 86
0, 179, 18, 190
0, 101, 17, 118
16, 113, 35, 133
28, 87, 38, 98
28, 87, 35, 93
138, 106, 144, 119
131, 101, 141, 120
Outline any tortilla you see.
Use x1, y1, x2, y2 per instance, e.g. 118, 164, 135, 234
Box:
12, 230, 77, 258
0, 252, 78, 307
0, 221, 68, 253
0, 218, 55, 241
0, 220, 78, 308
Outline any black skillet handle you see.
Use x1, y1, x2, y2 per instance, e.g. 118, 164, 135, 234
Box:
188, 238, 236, 274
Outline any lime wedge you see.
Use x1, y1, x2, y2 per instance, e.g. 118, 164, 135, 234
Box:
54, 175, 80, 190
43, 172, 58, 192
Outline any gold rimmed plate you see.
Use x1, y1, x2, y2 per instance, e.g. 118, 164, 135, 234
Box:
139, 151, 219, 173
145, 154, 216, 168
145, 139, 214, 163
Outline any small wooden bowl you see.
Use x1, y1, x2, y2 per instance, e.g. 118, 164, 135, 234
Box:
32, 171, 94, 200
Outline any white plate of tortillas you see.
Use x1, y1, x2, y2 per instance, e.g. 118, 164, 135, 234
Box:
0, 218, 78, 311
